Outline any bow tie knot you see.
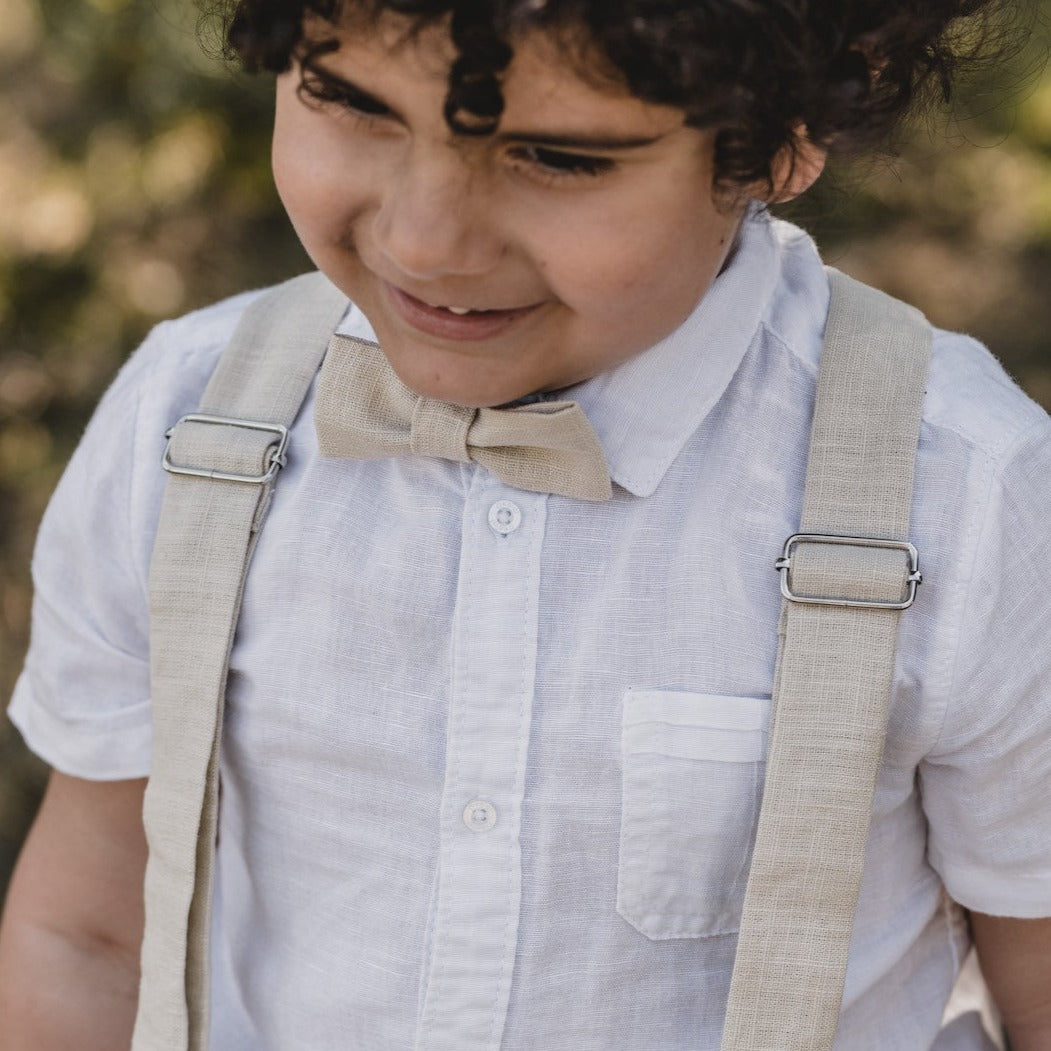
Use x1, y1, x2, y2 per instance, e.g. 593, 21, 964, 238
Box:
314, 334, 613, 502
409, 399, 475, 462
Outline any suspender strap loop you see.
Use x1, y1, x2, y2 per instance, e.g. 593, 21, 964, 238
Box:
720, 269, 932, 1051
133, 272, 349, 1051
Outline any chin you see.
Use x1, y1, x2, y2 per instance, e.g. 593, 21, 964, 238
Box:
378, 350, 534, 409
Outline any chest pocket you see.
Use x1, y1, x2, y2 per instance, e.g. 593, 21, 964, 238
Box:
617, 690, 770, 940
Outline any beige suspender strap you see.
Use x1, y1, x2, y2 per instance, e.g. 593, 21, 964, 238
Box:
720, 269, 932, 1051
133, 272, 349, 1051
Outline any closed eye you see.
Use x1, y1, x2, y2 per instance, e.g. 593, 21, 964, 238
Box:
508, 144, 616, 181
297, 63, 393, 121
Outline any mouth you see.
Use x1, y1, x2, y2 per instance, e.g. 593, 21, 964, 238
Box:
384, 283, 542, 341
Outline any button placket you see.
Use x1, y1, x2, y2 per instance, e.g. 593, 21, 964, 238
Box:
415, 487, 547, 1051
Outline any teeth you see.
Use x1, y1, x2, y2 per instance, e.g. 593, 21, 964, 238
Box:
445, 306, 473, 315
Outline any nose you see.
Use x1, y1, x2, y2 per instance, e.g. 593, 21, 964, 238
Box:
371, 147, 503, 280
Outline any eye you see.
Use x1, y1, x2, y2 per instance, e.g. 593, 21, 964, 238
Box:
509, 144, 616, 181
298, 66, 392, 122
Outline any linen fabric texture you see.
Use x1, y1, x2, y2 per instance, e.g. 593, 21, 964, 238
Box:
134, 275, 351, 1050
315, 335, 612, 501
139, 267, 927, 1050
720, 272, 931, 1051
10, 212, 1051, 1051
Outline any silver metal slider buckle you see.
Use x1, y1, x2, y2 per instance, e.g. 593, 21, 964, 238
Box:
162, 414, 290, 484
775, 533, 922, 610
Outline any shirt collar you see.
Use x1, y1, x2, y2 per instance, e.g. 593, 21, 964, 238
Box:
567, 207, 782, 497
335, 207, 782, 499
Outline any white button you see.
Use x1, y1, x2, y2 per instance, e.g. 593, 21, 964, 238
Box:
463, 799, 498, 832
488, 500, 522, 535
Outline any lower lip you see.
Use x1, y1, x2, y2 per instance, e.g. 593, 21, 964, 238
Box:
384, 284, 539, 341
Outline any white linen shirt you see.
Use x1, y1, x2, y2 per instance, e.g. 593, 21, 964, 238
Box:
10, 212, 1051, 1051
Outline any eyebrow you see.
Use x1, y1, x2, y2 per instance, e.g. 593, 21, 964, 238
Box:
302, 60, 669, 153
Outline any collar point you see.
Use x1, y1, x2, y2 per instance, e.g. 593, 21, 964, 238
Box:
609, 470, 662, 499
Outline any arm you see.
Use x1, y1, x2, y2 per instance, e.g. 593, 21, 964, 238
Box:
971, 911, 1051, 1051
0, 771, 147, 1051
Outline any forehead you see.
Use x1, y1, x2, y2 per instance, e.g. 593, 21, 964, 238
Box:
302, 9, 686, 137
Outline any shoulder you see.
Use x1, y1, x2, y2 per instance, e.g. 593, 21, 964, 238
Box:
760, 219, 1049, 467
35, 281, 302, 601
924, 327, 1050, 466
113, 286, 271, 419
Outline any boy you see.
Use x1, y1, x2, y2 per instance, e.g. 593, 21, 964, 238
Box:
1, 1, 1050, 1048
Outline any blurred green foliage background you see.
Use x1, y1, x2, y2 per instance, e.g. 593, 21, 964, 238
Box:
0, 0, 1049, 900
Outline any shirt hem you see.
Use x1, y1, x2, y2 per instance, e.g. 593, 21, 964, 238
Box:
7, 677, 152, 781
932, 848, 1051, 918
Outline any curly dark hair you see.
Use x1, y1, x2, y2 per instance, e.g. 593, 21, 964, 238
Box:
217, 0, 1014, 190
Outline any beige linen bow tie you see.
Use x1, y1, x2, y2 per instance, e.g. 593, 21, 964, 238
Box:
314, 334, 613, 501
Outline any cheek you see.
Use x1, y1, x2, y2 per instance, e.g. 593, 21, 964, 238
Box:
271, 81, 307, 202
272, 112, 322, 240
543, 203, 738, 320
272, 95, 370, 249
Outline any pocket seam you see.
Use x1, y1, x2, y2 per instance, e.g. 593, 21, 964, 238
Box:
617, 689, 769, 942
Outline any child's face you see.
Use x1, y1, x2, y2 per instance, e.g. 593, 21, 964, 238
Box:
273, 14, 750, 407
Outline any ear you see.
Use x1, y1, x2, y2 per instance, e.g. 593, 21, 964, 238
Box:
766, 133, 827, 204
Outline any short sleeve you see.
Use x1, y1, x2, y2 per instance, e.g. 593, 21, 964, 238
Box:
920, 418, 1051, 917
8, 344, 158, 778
6, 289, 253, 779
